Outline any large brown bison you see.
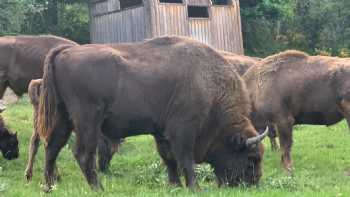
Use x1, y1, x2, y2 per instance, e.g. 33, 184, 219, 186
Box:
37, 36, 268, 191
244, 50, 350, 171
25, 49, 261, 181
25, 79, 121, 181
0, 35, 77, 98
0, 115, 19, 160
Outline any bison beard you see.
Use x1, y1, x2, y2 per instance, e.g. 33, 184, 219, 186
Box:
37, 36, 267, 192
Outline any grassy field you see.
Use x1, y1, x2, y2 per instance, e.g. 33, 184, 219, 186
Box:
0, 97, 350, 197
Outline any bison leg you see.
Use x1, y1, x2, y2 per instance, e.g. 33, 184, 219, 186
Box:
339, 100, 350, 131
73, 123, 102, 191
25, 130, 40, 181
0, 80, 7, 99
43, 123, 72, 192
97, 134, 122, 172
276, 116, 295, 172
268, 125, 279, 151
154, 135, 182, 187
165, 122, 198, 190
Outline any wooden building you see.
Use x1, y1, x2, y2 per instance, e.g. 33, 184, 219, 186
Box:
89, 0, 244, 54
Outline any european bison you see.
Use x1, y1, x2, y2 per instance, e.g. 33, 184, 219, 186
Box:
25, 79, 121, 181
37, 36, 268, 191
0, 35, 77, 98
0, 116, 19, 160
244, 50, 350, 171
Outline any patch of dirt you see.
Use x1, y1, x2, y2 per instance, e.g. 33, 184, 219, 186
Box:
0, 88, 18, 111
2, 88, 18, 105
344, 168, 350, 176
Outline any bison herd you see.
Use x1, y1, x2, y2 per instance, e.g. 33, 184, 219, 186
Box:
0, 35, 349, 192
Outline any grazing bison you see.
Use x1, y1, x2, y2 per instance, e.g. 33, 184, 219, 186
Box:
219, 50, 261, 75
0, 116, 19, 160
0, 35, 77, 98
25, 79, 121, 181
219, 51, 279, 150
244, 50, 350, 171
37, 36, 268, 191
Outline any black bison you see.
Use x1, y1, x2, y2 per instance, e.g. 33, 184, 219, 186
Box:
0, 116, 19, 160
244, 50, 350, 171
0, 35, 77, 98
25, 79, 121, 181
37, 36, 268, 191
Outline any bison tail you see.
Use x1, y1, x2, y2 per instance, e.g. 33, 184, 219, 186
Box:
37, 44, 74, 144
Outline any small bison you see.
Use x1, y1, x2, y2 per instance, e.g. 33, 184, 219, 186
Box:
37, 36, 268, 191
244, 50, 350, 171
0, 116, 19, 160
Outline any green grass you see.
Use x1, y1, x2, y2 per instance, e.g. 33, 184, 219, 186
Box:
0, 97, 350, 196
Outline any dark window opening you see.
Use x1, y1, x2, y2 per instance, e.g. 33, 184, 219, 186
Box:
120, 0, 143, 9
159, 0, 183, 3
187, 6, 209, 18
211, 0, 231, 5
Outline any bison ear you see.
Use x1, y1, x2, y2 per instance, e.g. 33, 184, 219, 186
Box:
227, 134, 246, 151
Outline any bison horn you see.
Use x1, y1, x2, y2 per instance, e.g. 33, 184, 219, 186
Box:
245, 126, 269, 147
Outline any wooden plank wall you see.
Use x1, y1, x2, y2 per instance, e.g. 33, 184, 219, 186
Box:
149, 2, 189, 37
150, 0, 243, 54
188, 20, 211, 44
210, 1, 243, 53
187, 0, 210, 6
89, 0, 243, 54
90, 2, 150, 43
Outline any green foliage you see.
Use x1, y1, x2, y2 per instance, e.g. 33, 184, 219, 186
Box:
241, 0, 350, 57
0, 0, 89, 44
1, 0, 349, 54
0, 0, 28, 35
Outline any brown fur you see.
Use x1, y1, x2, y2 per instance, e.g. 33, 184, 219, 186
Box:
38, 36, 266, 190
26, 79, 122, 181
244, 49, 350, 171
218, 50, 261, 76
38, 44, 75, 143
0, 35, 77, 98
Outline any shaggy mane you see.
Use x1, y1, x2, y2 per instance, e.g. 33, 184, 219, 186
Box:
256, 50, 308, 75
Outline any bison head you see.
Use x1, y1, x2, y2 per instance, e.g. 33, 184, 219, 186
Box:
207, 127, 268, 187
0, 127, 19, 160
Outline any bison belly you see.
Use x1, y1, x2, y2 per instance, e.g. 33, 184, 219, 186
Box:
295, 111, 343, 125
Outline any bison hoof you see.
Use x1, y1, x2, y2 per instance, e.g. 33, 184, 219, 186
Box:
24, 170, 33, 182
41, 184, 54, 193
